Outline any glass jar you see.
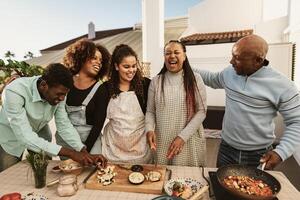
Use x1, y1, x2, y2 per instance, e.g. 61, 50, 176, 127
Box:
33, 166, 47, 188
57, 174, 78, 197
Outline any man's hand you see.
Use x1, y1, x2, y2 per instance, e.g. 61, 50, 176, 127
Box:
59, 147, 94, 166
147, 131, 157, 150
93, 154, 108, 169
260, 150, 282, 170
70, 150, 95, 166
167, 136, 185, 160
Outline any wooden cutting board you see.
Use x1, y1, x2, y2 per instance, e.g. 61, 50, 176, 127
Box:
85, 163, 167, 194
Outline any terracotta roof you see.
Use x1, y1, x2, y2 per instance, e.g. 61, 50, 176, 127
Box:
181, 29, 253, 45
40, 27, 133, 52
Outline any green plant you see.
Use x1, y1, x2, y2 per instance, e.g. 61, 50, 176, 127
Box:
4, 50, 15, 59
0, 59, 44, 104
0, 59, 44, 84
24, 51, 34, 59
26, 150, 50, 188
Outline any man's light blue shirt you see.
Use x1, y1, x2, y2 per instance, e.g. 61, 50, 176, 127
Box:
194, 66, 300, 161
0, 76, 84, 157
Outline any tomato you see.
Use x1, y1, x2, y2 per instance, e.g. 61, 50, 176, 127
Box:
172, 191, 180, 197
0, 192, 21, 200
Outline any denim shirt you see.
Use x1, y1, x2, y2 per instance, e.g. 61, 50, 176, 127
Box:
0, 76, 84, 157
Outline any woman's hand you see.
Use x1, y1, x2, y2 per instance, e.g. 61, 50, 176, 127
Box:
167, 136, 185, 160
147, 131, 157, 150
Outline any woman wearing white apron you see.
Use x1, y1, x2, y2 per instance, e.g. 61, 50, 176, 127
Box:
56, 39, 111, 154
96, 44, 151, 164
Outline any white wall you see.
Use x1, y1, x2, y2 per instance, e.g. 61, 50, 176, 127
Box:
187, 43, 232, 106
183, 0, 288, 44
255, 16, 288, 43
188, 0, 262, 33
263, 0, 288, 21
287, 0, 300, 86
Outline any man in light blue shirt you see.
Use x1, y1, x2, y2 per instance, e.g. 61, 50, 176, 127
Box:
0, 63, 107, 172
194, 35, 300, 170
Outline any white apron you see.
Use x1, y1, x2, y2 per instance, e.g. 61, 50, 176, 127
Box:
101, 91, 151, 164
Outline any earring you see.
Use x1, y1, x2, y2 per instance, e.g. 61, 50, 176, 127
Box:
115, 67, 119, 71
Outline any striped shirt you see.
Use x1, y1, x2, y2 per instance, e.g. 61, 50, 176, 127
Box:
194, 65, 300, 161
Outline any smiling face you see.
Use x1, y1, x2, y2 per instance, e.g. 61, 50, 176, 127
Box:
116, 55, 137, 83
164, 42, 186, 73
81, 50, 102, 77
230, 45, 260, 76
230, 35, 268, 76
40, 82, 69, 105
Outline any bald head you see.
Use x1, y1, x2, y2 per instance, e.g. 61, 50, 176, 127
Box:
230, 34, 269, 76
234, 34, 268, 60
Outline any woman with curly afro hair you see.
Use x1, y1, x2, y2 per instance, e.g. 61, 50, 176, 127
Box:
56, 38, 111, 154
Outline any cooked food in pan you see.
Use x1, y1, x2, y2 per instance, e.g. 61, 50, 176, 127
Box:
223, 175, 273, 197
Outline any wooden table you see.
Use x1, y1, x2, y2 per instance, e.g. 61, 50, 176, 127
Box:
0, 161, 299, 200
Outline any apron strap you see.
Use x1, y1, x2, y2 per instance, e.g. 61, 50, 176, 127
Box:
82, 82, 101, 106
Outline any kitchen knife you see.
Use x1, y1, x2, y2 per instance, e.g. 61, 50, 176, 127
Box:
151, 148, 158, 168
82, 166, 98, 184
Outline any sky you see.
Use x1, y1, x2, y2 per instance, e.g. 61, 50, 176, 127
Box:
0, 0, 200, 60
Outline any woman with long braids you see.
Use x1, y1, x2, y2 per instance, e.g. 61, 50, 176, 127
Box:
97, 44, 151, 164
145, 40, 207, 167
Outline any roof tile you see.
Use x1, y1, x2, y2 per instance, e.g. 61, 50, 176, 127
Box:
181, 29, 253, 43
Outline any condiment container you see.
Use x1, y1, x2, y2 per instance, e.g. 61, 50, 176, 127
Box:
57, 174, 78, 197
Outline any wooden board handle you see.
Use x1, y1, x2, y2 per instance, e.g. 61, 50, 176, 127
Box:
189, 185, 209, 200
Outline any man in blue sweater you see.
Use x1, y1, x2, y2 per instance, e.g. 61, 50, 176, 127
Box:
194, 34, 300, 170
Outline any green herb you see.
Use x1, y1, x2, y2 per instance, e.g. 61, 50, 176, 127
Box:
26, 150, 50, 188
26, 151, 49, 170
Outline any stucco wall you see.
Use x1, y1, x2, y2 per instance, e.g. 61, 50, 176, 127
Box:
188, 0, 263, 33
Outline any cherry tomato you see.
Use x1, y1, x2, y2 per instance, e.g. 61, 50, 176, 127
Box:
0, 192, 21, 200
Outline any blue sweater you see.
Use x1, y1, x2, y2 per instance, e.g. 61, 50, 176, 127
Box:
194, 65, 300, 161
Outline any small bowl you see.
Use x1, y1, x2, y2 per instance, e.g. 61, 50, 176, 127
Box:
59, 159, 83, 175
51, 165, 61, 173
128, 172, 145, 185
131, 164, 143, 172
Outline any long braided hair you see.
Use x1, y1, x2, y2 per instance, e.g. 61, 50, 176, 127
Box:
159, 40, 204, 122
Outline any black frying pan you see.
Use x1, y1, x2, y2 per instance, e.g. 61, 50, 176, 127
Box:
216, 164, 281, 200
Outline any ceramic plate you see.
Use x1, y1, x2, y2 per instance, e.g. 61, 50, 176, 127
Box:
152, 195, 183, 200
164, 177, 204, 196
23, 193, 48, 200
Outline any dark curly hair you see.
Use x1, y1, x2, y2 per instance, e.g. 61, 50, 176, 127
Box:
159, 40, 204, 122
41, 63, 73, 89
63, 38, 111, 80
108, 44, 145, 102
